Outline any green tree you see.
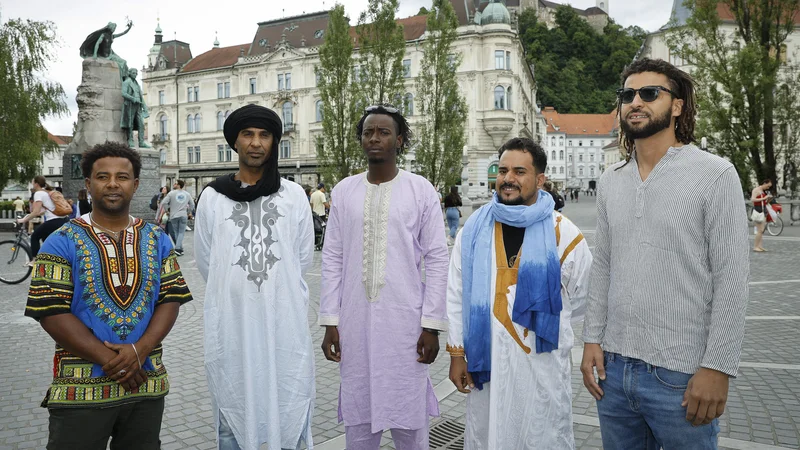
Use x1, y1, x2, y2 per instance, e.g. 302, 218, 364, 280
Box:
414, 0, 467, 190
0, 16, 68, 192
669, 0, 800, 191
316, 4, 364, 185
355, 0, 406, 106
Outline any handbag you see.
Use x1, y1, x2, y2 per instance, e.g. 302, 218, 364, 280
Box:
750, 209, 765, 223
161, 212, 170, 223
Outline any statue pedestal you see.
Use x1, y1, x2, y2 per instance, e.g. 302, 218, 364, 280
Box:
62, 58, 159, 221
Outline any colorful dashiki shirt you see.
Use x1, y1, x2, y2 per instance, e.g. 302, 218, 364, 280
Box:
25, 214, 192, 409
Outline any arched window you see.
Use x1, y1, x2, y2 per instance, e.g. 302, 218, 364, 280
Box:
579, 167, 584, 176
159, 115, 168, 139
559, 166, 564, 174
405, 93, 414, 116
590, 166, 595, 176
559, 150, 564, 160
159, 148, 167, 165
507, 86, 512, 110
315, 100, 323, 122
194, 114, 202, 133
551, 151, 556, 160
224, 110, 231, 120
551, 137, 555, 146
187, 115, 194, 133
494, 86, 506, 110
282, 101, 293, 127
217, 111, 224, 130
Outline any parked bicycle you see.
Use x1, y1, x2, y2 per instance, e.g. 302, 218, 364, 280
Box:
746, 202, 784, 236
0, 222, 33, 284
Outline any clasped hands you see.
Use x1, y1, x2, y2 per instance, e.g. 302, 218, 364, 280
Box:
321, 326, 440, 364
102, 341, 150, 392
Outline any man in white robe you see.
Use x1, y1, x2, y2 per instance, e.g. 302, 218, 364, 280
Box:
446, 137, 592, 449
195, 104, 315, 450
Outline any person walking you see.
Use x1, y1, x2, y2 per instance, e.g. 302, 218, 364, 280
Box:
25, 142, 193, 450
16, 176, 70, 262
12, 196, 25, 219
580, 58, 749, 450
751, 179, 772, 252
159, 180, 194, 256
310, 182, 329, 220
194, 104, 316, 450
320, 105, 449, 449
444, 186, 462, 245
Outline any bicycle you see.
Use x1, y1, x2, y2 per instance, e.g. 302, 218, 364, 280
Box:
0, 221, 33, 284
746, 203, 784, 237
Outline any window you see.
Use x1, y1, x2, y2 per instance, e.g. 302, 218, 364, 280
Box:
194, 114, 202, 133
195, 146, 201, 163
569, 140, 573, 146
590, 167, 595, 176
579, 154, 583, 162
159, 115, 168, 139
559, 137, 564, 144
579, 140, 583, 146
551, 151, 555, 160
590, 154, 595, 162
160, 148, 167, 165
218, 144, 225, 162
579, 167, 584, 176
403, 59, 411, 78
551, 137, 555, 146
226, 145, 232, 161
278, 74, 284, 90
194, 86, 199, 102
507, 86, 512, 110
187, 86, 193, 102
569, 155, 573, 162
224, 81, 231, 98
217, 111, 224, 130
559, 167, 564, 174
48, 167, 54, 175
559, 150, 563, 160
494, 86, 506, 110
187, 115, 194, 133
495, 50, 505, 69
506, 51, 511, 71
187, 146, 194, 164
217, 83, 223, 99
569, 169, 573, 177
447, 54, 456, 70
279, 140, 291, 159
285, 73, 292, 90
158, 90, 165, 105
315, 100, 323, 122
282, 101, 293, 128
405, 93, 414, 116
590, 140, 594, 147
225, 110, 230, 121
315, 69, 321, 86
250, 78, 257, 94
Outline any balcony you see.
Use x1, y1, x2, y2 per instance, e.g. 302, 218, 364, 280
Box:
152, 133, 170, 144
482, 109, 515, 147
283, 123, 295, 133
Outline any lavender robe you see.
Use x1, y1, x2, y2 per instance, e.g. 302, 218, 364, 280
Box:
319, 170, 449, 432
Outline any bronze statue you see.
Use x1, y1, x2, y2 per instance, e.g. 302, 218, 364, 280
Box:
79, 21, 132, 80
120, 68, 150, 148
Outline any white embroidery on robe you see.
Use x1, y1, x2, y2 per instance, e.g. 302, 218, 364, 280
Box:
361, 174, 398, 302
228, 186, 284, 290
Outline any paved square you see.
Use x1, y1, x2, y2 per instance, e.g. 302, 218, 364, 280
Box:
0, 197, 798, 449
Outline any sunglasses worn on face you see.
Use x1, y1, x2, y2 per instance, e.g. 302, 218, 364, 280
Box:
616, 86, 679, 104
364, 104, 399, 114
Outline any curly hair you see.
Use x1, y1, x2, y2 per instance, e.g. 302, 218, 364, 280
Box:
81, 141, 142, 179
355, 104, 413, 155
617, 58, 697, 169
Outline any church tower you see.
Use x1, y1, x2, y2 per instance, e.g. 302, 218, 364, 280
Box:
147, 19, 163, 69
596, 0, 609, 14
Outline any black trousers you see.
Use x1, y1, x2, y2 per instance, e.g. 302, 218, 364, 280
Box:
31, 217, 69, 256
46, 397, 165, 450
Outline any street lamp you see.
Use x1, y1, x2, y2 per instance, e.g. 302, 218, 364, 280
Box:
701, 137, 708, 151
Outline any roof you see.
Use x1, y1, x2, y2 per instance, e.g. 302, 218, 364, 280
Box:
538, 0, 608, 17
159, 40, 193, 69
541, 106, 618, 136
181, 44, 249, 73
663, 1, 800, 30
47, 132, 71, 146
451, 0, 478, 25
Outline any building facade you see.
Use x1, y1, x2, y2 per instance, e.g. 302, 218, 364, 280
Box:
141, 1, 547, 198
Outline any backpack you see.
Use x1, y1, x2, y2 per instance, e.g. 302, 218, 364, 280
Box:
46, 190, 73, 217
554, 194, 565, 211
150, 193, 160, 211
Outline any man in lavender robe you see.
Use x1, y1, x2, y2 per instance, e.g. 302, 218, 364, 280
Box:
319, 105, 449, 449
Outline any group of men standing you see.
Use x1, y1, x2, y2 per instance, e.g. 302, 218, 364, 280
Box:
26, 57, 749, 450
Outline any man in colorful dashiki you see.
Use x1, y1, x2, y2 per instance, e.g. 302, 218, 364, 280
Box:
25, 142, 192, 449
194, 104, 315, 450
319, 105, 449, 449
446, 137, 592, 449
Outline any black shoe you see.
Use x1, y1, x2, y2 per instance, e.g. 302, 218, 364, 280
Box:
175, 249, 184, 256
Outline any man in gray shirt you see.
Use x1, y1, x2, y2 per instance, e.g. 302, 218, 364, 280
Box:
580, 58, 749, 449
161, 179, 195, 256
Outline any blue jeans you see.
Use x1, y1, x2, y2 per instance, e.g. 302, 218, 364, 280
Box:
169, 216, 187, 251
445, 207, 460, 239
597, 352, 720, 450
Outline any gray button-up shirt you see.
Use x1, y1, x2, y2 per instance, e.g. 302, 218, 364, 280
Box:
583, 144, 750, 377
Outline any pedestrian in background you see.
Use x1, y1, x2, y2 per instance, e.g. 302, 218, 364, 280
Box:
444, 186, 462, 245
581, 58, 749, 449
159, 180, 194, 256
750, 179, 772, 252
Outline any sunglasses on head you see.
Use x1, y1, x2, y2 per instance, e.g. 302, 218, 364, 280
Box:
616, 86, 679, 104
364, 104, 399, 114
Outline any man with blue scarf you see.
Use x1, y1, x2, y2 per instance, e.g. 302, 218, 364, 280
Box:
445, 137, 592, 449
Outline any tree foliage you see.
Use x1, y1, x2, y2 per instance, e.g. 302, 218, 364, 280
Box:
315, 4, 364, 185
414, 0, 467, 190
518, 6, 645, 113
0, 16, 68, 192
671, 0, 800, 192
355, 0, 406, 106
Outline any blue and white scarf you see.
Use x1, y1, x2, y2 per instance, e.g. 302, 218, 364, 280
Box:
460, 191, 562, 389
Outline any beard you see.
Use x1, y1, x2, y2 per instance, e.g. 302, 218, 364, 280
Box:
497, 183, 532, 205
621, 107, 673, 140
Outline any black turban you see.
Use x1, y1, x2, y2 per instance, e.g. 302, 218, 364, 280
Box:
209, 104, 283, 201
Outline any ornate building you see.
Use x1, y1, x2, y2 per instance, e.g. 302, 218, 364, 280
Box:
141, 0, 546, 197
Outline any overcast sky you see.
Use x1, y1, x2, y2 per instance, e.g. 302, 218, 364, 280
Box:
2, 0, 674, 135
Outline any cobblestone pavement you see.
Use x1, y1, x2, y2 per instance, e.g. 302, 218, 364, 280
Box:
0, 198, 798, 449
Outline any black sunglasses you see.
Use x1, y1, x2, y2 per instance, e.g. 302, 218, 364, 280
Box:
616, 86, 679, 104
364, 104, 399, 114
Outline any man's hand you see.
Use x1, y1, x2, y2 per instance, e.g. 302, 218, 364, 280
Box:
416, 330, 440, 364
580, 343, 606, 400
682, 368, 729, 426
102, 342, 141, 384
321, 326, 341, 362
449, 356, 474, 393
